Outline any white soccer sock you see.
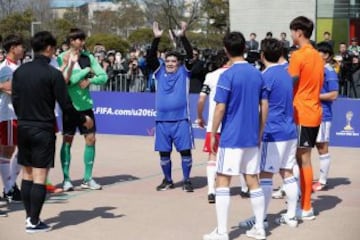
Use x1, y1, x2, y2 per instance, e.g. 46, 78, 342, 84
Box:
319, 153, 331, 185
293, 163, 300, 180
239, 174, 248, 192
206, 160, 216, 194
260, 178, 272, 217
250, 188, 265, 230
292, 163, 301, 194
283, 176, 299, 218
9, 153, 21, 187
215, 187, 230, 234
0, 159, 11, 193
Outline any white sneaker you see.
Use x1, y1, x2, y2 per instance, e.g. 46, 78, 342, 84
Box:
296, 208, 316, 220
272, 187, 285, 199
26, 217, 31, 227
275, 214, 298, 227
246, 226, 266, 240
239, 216, 269, 229
203, 228, 229, 240
62, 181, 74, 192
80, 179, 102, 190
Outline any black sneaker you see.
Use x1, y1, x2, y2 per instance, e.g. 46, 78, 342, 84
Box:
12, 184, 22, 202
239, 190, 250, 198
208, 193, 215, 204
0, 209, 7, 217
4, 184, 22, 203
156, 179, 174, 191
26, 221, 51, 233
182, 179, 194, 192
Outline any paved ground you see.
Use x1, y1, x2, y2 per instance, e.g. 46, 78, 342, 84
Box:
0, 134, 359, 240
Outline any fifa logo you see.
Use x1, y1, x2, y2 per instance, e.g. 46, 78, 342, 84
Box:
344, 111, 354, 131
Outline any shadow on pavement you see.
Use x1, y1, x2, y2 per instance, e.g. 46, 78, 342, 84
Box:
46, 206, 125, 230
55, 174, 141, 189
173, 176, 207, 190
324, 177, 351, 190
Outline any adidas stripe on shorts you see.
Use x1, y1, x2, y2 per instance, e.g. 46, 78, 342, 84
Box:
216, 147, 259, 175
316, 121, 331, 143
260, 139, 297, 173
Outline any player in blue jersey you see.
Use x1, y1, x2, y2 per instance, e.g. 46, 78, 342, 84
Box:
240, 39, 300, 230
272, 44, 300, 200
312, 42, 339, 191
147, 22, 195, 192
203, 31, 268, 240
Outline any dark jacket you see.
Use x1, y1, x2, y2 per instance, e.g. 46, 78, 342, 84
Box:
12, 54, 85, 131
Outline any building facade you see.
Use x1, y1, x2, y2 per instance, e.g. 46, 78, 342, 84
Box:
229, 0, 360, 49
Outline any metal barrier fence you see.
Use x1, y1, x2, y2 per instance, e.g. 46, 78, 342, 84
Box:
90, 73, 149, 92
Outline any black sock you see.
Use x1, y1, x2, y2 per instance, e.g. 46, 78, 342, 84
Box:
21, 179, 33, 218
29, 183, 47, 225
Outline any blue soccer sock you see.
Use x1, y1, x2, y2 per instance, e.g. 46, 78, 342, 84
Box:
181, 156, 192, 181
160, 156, 172, 182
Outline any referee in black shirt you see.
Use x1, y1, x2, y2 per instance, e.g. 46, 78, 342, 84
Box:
11, 31, 93, 233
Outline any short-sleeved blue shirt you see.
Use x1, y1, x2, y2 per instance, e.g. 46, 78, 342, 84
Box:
155, 65, 191, 121
215, 61, 264, 148
261, 64, 297, 142
321, 64, 339, 121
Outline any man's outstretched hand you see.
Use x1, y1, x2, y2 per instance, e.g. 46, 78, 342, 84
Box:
153, 22, 163, 38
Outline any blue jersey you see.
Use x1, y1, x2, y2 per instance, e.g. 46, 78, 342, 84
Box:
321, 64, 339, 121
261, 64, 297, 142
280, 61, 289, 70
215, 61, 264, 148
155, 64, 190, 121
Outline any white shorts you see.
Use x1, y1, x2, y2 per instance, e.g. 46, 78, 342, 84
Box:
216, 147, 260, 175
260, 139, 297, 173
316, 121, 331, 143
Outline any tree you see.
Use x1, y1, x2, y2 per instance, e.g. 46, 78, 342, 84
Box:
48, 18, 75, 46
128, 28, 153, 46
0, 0, 22, 18
201, 0, 229, 34
142, 0, 203, 31
86, 34, 130, 53
128, 27, 173, 50
186, 31, 223, 49
117, 0, 145, 38
92, 10, 119, 35
25, 0, 52, 23
0, 10, 33, 41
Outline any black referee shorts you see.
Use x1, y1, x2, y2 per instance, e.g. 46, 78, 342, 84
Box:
17, 125, 56, 168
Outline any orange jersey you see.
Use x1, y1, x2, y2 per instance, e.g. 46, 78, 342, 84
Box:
288, 44, 324, 127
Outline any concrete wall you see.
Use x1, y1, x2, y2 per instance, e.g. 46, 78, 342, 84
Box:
229, 0, 317, 42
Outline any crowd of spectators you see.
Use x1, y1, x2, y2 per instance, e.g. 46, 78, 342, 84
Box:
0, 32, 359, 97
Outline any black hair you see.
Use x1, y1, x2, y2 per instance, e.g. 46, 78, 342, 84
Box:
289, 16, 314, 39
261, 38, 282, 63
165, 50, 181, 60
281, 32, 286, 37
317, 41, 334, 58
66, 28, 86, 44
207, 49, 229, 71
31, 31, 57, 53
2, 34, 24, 52
323, 31, 331, 36
223, 31, 246, 57
266, 32, 273, 37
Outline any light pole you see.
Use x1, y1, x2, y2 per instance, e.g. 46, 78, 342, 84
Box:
31, 21, 41, 59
